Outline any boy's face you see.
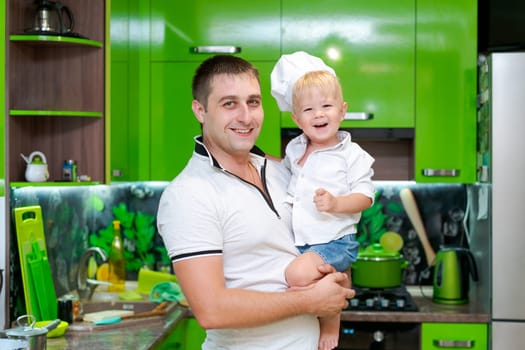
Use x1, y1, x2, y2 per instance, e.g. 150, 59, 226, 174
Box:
292, 86, 347, 148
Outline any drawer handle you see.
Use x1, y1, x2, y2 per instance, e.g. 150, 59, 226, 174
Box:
191, 46, 242, 54
422, 169, 460, 177
343, 112, 373, 120
433, 339, 474, 348
112, 169, 123, 177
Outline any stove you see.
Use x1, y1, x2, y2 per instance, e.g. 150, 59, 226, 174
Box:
346, 285, 418, 312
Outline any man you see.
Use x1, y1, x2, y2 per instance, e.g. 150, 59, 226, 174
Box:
157, 55, 354, 349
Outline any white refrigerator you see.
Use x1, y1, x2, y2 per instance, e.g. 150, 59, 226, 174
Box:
479, 52, 525, 349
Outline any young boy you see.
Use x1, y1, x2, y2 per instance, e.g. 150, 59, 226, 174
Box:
271, 51, 375, 350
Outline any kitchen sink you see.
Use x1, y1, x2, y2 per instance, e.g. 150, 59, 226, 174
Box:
82, 296, 161, 314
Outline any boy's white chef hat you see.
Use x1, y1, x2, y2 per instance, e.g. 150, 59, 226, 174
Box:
270, 51, 336, 112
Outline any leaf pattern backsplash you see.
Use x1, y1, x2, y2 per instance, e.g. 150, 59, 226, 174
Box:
9, 181, 468, 320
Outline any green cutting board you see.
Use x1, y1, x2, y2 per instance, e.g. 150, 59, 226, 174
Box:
13, 206, 56, 320
27, 240, 58, 320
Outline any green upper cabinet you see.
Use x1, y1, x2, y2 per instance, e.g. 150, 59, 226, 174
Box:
150, 62, 201, 180
147, 0, 282, 180
150, 61, 281, 180
110, 0, 282, 181
111, 0, 157, 181
110, 0, 151, 181
150, 0, 281, 62
414, 0, 477, 183
110, 0, 130, 181
109, 0, 477, 182
281, 0, 415, 129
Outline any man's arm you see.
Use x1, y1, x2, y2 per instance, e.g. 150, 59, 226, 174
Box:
174, 255, 353, 329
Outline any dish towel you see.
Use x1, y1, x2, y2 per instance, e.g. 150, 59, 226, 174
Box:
149, 282, 185, 303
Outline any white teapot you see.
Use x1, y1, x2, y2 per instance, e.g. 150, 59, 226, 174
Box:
21, 151, 50, 182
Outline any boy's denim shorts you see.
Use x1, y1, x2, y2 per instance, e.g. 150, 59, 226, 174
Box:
297, 234, 360, 272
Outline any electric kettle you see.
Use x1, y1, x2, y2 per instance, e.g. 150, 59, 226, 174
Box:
32, 0, 74, 35
432, 247, 479, 305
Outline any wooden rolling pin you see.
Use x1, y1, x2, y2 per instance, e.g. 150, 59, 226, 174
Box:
121, 301, 169, 320
92, 301, 169, 325
399, 188, 436, 266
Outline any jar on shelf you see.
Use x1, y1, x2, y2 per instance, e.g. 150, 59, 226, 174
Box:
62, 160, 77, 182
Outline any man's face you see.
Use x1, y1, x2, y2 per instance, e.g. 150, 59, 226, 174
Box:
193, 73, 264, 162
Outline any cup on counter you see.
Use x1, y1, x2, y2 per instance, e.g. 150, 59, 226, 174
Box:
57, 294, 82, 323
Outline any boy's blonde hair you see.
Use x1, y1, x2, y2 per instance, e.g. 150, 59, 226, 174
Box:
292, 70, 344, 114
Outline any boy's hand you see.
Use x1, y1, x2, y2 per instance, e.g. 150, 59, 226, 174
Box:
313, 188, 337, 212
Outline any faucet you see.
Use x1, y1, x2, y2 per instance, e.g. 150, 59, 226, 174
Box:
77, 247, 110, 301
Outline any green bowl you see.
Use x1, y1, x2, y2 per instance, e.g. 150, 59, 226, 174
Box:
34, 320, 69, 338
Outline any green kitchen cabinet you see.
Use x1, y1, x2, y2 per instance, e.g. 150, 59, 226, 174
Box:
148, 0, 282, 180
414, 0, 477, 183
110, 0, 154, 181
421, 323, 487, 350
153, 317, 206, 350
110, 0, 143, 181
110, 0, 477, 182
111, 0, 282, 181
110, 0, 130, 180
150, 62, 202, 180
281, 0, 416, 129
150, 0, 280, 62
150, 61, 281, 180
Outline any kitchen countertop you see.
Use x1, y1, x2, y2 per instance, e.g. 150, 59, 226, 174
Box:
46, 304, 190, 350
341, 286, 490, 323
45, 286, 489, 349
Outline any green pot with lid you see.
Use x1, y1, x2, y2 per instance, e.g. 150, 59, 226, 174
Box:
351, 243, 409, 288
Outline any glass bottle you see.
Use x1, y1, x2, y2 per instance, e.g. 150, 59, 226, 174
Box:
108, 220, 126, 292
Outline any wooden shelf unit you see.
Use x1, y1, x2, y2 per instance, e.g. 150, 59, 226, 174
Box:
6, 0, 107, 183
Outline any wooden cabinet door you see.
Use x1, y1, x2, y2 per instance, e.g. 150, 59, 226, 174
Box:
414, 0, 477, 183
281, 0, 415, 129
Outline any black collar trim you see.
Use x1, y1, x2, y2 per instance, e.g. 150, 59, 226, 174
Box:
194, 135, 266, 169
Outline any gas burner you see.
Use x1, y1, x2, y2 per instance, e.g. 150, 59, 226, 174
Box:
346, 285, 418, 312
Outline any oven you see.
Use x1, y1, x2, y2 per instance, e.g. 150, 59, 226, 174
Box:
338, 322, 419, 350
338, 286, 420, 350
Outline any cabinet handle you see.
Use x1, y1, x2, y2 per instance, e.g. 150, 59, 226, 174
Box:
343, 112, 373, 120
422, 169, 460, 177
191, 46, 241, 54
433, 339, 474, 348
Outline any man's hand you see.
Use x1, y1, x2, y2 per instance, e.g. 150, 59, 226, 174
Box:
309, 272, 355, 318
